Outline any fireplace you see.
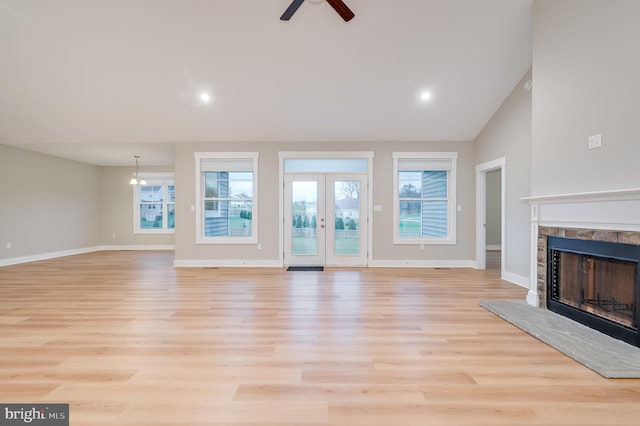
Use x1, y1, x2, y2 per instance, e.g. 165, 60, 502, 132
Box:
547, 236, 640, 347
524, 189, 640, 347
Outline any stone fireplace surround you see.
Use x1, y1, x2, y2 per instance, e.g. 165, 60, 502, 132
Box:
536, 226, 640, 309
523, 188, 640, 308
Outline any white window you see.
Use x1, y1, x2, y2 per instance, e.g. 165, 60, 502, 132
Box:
393, 152, 457, 245
195, 152, 258, 244
133, 173, 175, 234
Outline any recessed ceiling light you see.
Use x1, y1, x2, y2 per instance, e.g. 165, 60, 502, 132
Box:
200, 93, 211, 102
420, 91, 431, 102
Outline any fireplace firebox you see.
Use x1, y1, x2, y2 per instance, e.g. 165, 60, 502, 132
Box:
547, 236, 640, 347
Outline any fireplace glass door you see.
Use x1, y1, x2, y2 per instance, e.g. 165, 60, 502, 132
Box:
551, 251, 637, 329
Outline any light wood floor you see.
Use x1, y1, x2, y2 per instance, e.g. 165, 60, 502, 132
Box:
486, 250, 501, 270
2, 251, 640, 425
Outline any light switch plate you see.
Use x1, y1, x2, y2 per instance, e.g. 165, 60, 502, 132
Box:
588, 134, 602, 150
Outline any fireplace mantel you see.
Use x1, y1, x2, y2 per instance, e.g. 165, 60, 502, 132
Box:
522, 188, 640, 307
522, 187, 640, 204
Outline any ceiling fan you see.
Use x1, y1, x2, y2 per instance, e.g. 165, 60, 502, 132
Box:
280, 0, 355, 22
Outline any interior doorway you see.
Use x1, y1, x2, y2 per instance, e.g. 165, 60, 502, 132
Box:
475, 158, 505, 275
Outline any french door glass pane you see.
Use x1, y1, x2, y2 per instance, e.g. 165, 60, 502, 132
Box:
292, 181, 318, 255
334, 180, 360, 255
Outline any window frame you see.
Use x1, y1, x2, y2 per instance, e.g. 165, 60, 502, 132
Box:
392, 152, 457, 245
195, 152, 259, 244
133, 173, 175, 234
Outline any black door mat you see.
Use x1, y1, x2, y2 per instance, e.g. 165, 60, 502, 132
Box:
287, 266, 324, 271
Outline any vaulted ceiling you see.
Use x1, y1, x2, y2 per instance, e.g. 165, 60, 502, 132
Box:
0, 0, 532, 165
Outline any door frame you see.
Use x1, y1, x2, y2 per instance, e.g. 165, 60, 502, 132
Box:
278, 151, 374, 267
475, 157, 506, 276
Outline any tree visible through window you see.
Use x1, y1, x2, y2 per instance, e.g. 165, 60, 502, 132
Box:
398, 171, 448, 238
203, 172, 253, 237
195, 152, 258, 244
393, 152, 457, 244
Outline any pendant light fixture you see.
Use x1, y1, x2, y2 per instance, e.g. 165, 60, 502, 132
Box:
129, 155, 147, 185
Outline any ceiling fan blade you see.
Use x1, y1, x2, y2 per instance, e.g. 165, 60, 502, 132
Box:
280, 0, 305, 20
326, 0, 355, 22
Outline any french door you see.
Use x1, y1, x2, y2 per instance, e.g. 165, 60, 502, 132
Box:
284, 174, 367, 266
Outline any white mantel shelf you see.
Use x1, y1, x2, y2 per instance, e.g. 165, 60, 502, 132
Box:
521, 188, 640, 204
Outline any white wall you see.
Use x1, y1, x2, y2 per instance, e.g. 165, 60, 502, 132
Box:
532, 0, 640, 196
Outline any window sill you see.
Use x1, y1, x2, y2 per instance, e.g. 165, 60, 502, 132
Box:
196, 237, 258, 245
393, 238, 456, 245
134, 230, 175, 235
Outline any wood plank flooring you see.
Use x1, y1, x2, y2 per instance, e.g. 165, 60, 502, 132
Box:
1, 251, 640, 425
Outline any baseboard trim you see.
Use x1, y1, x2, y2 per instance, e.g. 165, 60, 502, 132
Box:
502, 271, 530, 288
0, 246, 101, 267
369, 259, 476, 268
526, 290, 540, 307
486, 245, 502, 251
1, 245, 175, 267
173, 259, 282, 268
99, 245, 175, 251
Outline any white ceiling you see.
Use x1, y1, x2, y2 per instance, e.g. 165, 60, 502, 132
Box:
0, 0, 532, 166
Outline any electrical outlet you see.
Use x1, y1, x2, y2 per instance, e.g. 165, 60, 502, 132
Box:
112, 234, 116, 239
588, 134, 602, 150
6, 242, 11, 249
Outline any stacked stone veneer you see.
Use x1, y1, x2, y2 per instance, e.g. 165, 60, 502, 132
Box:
536, 227, 640, 308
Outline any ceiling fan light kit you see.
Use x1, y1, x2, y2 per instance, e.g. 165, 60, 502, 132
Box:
280, 0, 354, 22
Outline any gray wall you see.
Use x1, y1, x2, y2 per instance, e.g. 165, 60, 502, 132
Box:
100, 167, 175, 247
0, 145, 101, 259
485, 169, 502, 248
0, 140, 476, 266
474, 70, 532, 281
368, 141, 476, 263
174, 140, 476, 264
0, 145, 174, 262
532, 0, 640, 195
